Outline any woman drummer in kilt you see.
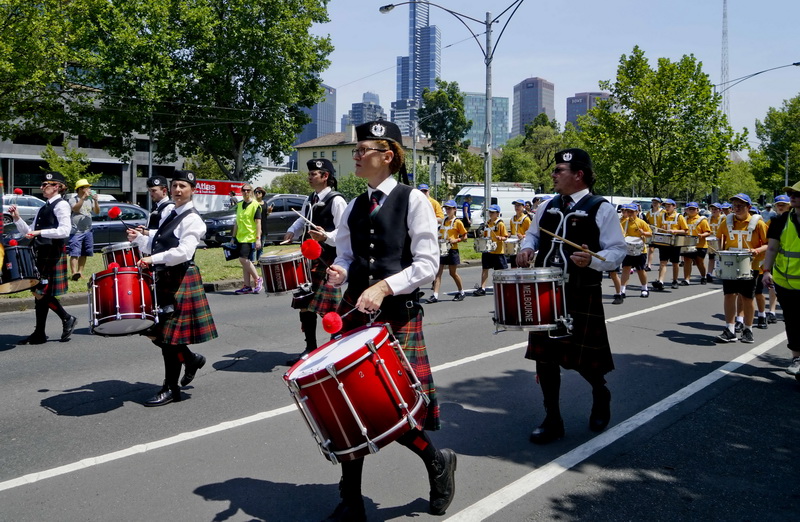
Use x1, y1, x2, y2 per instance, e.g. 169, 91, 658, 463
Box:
127, 170, 217, 407
11, 171, 77, 344
325, 121, 456, 521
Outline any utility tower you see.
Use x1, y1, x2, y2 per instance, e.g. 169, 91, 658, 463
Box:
721, 0, 730, 119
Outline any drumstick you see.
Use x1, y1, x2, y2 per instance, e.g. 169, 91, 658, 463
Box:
539, 228, 607, 261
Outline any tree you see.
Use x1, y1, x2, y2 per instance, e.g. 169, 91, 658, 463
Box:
579, 46, 744, 196
418, 79, 472, 168
336, 175, 367, 202
40, 144, 97, 191
269, 172, 310, 195
183, 153, 234, 181
493, 136, 539, 185
753, 93, 800, 191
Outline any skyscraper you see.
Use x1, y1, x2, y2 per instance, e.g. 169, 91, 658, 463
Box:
566, 92, 611, 129
463, 92, 509, 149
341, 92, 388, 130
295, 84, 336, 145
510, 77, 555, 138
392, 4, 441, 135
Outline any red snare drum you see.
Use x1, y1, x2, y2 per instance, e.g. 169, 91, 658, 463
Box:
0, 245, 40, 294
493, 267, 567, 331
284, 324, 428, 463
258, 249, 310, 295
101, 242, 141, 268
88, 266, 158, 336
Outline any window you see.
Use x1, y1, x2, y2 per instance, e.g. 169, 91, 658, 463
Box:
320, 151, 325, 158
332, 150, 337, 161
312, 152, 318, 158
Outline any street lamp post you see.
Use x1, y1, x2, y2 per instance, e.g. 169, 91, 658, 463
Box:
380, 1, 526, 221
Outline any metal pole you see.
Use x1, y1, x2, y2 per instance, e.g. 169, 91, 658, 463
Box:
483, 11, 493, 222
412, 120, 417, 181
786, 149, 790, 187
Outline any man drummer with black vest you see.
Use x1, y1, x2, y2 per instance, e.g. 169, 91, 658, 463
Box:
139, 175, 173, 236
10, 171, 77, 344
127, 170, 217, 406
283, 158, 346, 365
516, 149, 626, 444
714, 193, 768, 344
326, 120, 456, 520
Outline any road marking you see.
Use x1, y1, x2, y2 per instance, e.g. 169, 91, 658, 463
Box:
445, 331, 787, 521
0, 287, 736, 495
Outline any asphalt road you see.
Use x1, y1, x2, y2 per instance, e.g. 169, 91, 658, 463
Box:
1, 265, 798, 521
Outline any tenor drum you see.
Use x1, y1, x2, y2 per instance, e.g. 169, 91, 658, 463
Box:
258, 249, 310, 295
474, 237, 497, 253
651, 232, 675, 246
625, 236, 644, 256
284, 324, 428, 463
715, 250, 753, 280
438, 240, 451, 257
101, 242, 141, 268
492, 267, 567, 331
0, 245, 40, 294
88, 266, 158, 335
504, 237, 520, 256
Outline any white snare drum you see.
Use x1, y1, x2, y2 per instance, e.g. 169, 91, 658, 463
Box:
474, 237, 497, 253
504, 237, 520, 256
673, 235, 698, 248
492, 268, 569, 332
284, 324, 428, 463
716, 250, 753, 280
438, 240, 451, 257
625, 236, 644, 256
651, 232, 674, 246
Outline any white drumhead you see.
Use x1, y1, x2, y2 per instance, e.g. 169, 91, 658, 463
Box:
259, 249, 302, 265
625, 236, 643, 246
101, 242, 136, 254
290, 326, 385, 377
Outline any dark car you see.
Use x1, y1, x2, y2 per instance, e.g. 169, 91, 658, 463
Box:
203, 194, 307, 246
91, 203, 148, 251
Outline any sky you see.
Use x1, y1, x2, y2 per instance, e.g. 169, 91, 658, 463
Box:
312, 0, 799, 146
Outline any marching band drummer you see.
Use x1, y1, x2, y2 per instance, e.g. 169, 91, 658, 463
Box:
138, 175, 173, 236
507, 198, 531, 268
283, 158, 346, 365
473, 204, 507, 296
612, 203, 653, 301
516, 149, 626, 444
680, 202, 711, 285
326, 120, 456, 521
427, 199, 468, 303
705, 202, 725, 283
652, 198, 689, 291
11, 171, 77, 345
127, 170, 217, 407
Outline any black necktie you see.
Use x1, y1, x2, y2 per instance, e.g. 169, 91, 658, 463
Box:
311, 194, 319, 205
563, 195, 573, 211
161, 210, 178, 228
370, 190, 383, 218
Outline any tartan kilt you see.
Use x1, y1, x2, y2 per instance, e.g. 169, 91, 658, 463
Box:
338, 300, 440, 431
525, 283, 614, 375
157, 265, 218, 346
307, 257, 341, 315
35, 246, 68, 297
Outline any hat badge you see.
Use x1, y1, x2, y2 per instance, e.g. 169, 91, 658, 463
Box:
562, 152, 573, 161
315, 160, 323, 168
371, 123, 386, 137
45, 173, 53, 180
187, 172, 195, 182
153, 179, 161, 185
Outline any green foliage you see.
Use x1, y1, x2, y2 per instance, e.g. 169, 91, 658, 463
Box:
418, 79, 472, 166
717, 161, 762, 201
753, 93, 800, 191
269, 172, 310, 195
39, 144, 97, 190
447, 147, 484, 185
579, 46, 745, 196
183, 153, 235, 181
336, 174, 368, 202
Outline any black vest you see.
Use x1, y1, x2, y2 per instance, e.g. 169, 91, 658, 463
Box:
148, 199, 172, 230
152, 208, 199, 257
33, 197, 68, 249
309, 190, 344, 258
535, 193, 607, 287
347, 185, 414, 299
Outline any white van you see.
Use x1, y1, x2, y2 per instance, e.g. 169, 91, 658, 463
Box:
601, 196, 657, 213
455, 183, 540, 232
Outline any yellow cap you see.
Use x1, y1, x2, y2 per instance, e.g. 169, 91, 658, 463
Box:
783, 180, 800, 193
75, 179, 91, 189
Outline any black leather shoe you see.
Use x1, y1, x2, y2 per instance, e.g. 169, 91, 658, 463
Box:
144, 387, 181, 407
61, 315, 77, 342
19, 333, 48, 345
429, 448, 457, 515
530, 417, 565, 444
589, 387, 612, 433
180, 353, 206, 386
323, 498, 366, 522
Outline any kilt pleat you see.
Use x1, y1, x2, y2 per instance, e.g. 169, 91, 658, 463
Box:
36, 247, 68, 297
307, 258, 341, 315
159, 265, 218, 346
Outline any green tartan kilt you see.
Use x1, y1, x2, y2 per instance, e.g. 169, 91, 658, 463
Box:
338, 301, 440, 431
35, 245, 68, 297
307, 258, 341, 315
157, 265, 218, 346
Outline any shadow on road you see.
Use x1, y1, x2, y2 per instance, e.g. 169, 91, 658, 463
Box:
39, 380, 166, 415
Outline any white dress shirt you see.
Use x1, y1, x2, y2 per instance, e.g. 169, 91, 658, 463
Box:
520, 188, 626, 271
333, 177, 439, 296
134, 201, 206, 266
15, 195, 71, 239
287, 186, 347, 246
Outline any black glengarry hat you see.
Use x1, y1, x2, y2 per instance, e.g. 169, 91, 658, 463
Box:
355, 120, 409, 185
307, 158, 336, 177
147, 175, 169, 188
555, 148, 593, 171
171, 170, 197, 187
42, 171, 66, 184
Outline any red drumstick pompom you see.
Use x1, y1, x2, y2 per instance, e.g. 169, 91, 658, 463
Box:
322, 312, 343, 334
108, 206, 121, 219
301, 239, 322, 260
13, 188, 23, 195
8, 239, 18, 246
108, 262, 120, 270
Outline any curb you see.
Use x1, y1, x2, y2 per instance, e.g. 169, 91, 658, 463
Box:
0, 260, 482, 314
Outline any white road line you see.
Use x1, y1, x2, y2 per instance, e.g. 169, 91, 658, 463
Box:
0, 287, 734, 495
445, 331, 787, 521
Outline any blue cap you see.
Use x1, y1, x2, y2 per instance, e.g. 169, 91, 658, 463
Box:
488, 204, 501, 213
721, 202, 732, 209
443, 199, 457, 208
709, 201, 722, 208
513, 198, 525, 205
539, 194, 553, 201
621, 203, 638, 211
685, 201, 699, 209
651, 197, 662, 202
417, 183, 429, 190
775, 195, 790, 204
730, 193, 752, 205
663, 198, 676, 205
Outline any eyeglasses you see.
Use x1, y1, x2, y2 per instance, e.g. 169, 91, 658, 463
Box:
40, 182, 59, 188
552, 167, 571, 175
352, 147, 388, 159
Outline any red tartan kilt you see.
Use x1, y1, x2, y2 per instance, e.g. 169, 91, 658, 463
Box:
307, 258, 341, 315
338, 302, 440, 431
35, 247, 68, 297
157, 265, 218, 346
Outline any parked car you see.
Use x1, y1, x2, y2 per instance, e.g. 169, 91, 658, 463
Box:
203, 194, 307, 246
3, 194, 46, 225
91, 203, 148, 251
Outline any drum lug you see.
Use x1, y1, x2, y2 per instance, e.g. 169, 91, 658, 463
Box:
367, 441, 379, 455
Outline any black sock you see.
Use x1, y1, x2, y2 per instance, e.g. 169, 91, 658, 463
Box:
398, 429, 438, 470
